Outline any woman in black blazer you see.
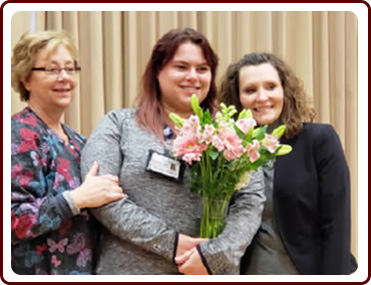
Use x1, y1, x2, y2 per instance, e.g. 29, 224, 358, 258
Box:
219, 52, 357, 274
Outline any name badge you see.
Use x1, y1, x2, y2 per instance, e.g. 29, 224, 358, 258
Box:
145, 150, 185, 181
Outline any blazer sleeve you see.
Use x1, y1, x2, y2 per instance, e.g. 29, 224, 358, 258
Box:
314, 124, 352, 274
80, 111, 177, 263
197, 168, 266, 274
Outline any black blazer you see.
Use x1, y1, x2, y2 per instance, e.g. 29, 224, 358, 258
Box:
241, 123, 357, 274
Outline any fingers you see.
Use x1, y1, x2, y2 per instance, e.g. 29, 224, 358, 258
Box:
86, 161, 99, 178
106, 185, 125, 200
176, 234, 208, 260
194, 237, 208, 243
90, 174, 120, 186
186, 236, 208, 247
175, 249, 193, 265
104, 192, 125, 203
111, 186, 125, 196
90, 186, 126, 207
177, 249, 209, 275
86, 163, 119, 183
102, 174, 119, 183
108, 192, 126, 202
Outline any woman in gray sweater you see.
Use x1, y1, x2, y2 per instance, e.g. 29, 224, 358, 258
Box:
80, 28, 265, 275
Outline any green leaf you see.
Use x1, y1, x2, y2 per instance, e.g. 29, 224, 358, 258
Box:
234, 124, 245, 140
237, 109, 247, 120
271, 125, 286, 139
276, 144, 292, 156
245, 109, 253, 119
203, 109, 212, 125
209, 150, 219, 160
254, 125, 268, 140
244, 125, 254, 142
252, 127, 260, 137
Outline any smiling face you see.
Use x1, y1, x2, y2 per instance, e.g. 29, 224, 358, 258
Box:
158, 42, 212, 118
238, 63, 284, 125
24, 45, 77, 113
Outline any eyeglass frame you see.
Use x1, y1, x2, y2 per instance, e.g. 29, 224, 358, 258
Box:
31, 66, 81, 75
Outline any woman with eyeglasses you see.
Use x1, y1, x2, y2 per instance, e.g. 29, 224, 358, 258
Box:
11, 30, 125, 275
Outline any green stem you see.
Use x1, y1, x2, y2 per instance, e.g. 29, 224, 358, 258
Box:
206, 149, 212, 191
199, 150, 234, 238
200, 195, 229, 238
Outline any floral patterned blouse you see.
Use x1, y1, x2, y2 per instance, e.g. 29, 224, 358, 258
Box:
11, 107, 98, 275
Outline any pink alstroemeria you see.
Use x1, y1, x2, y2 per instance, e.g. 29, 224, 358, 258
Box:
212, 126, 245, 161
211, 134, 225, 152
246, 140, 260, 163
199, 124, 215, 144
224, 146, 244, 161
223, 131, 244, 161
236, 118, 256, 134
180, 115, 201, 137
262, 134, 279, 153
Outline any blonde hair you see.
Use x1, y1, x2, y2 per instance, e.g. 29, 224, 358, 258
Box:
11, 30, 79, 101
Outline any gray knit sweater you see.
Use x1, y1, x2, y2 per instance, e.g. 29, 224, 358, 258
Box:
80, 108, 265, 275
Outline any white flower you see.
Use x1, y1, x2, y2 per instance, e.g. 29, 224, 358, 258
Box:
235, 171, 252, 190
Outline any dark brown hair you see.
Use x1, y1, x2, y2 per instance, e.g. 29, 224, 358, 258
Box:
219, 52, 315, 138
135, 27, 219, 139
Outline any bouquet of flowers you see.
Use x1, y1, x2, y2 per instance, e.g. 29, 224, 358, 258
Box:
169, 95, 292, 238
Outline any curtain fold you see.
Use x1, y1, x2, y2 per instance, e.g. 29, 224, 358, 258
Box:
102, 11, 124, 111
313, 12, 331, 124
10, 11, 358, 259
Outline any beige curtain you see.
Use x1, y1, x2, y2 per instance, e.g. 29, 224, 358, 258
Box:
11, 11, 358, 259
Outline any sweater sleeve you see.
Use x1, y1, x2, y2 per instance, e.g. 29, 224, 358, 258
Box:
11, 121, 74, 244
197, 168, 266, 274
314, 124, 353, 274
80, 110, 177, 262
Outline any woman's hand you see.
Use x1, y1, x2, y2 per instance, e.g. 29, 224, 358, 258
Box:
176, 248, 209, 275
175, 234, 208, 260
70, 161, 125, 209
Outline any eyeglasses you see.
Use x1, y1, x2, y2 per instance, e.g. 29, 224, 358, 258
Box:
31, 66, 81, 75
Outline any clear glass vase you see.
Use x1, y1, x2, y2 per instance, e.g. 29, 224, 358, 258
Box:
199, 196, 229, 238
198, 170, 252, 238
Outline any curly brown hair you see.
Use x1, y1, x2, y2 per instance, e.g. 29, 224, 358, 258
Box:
219, 52, 315, 139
